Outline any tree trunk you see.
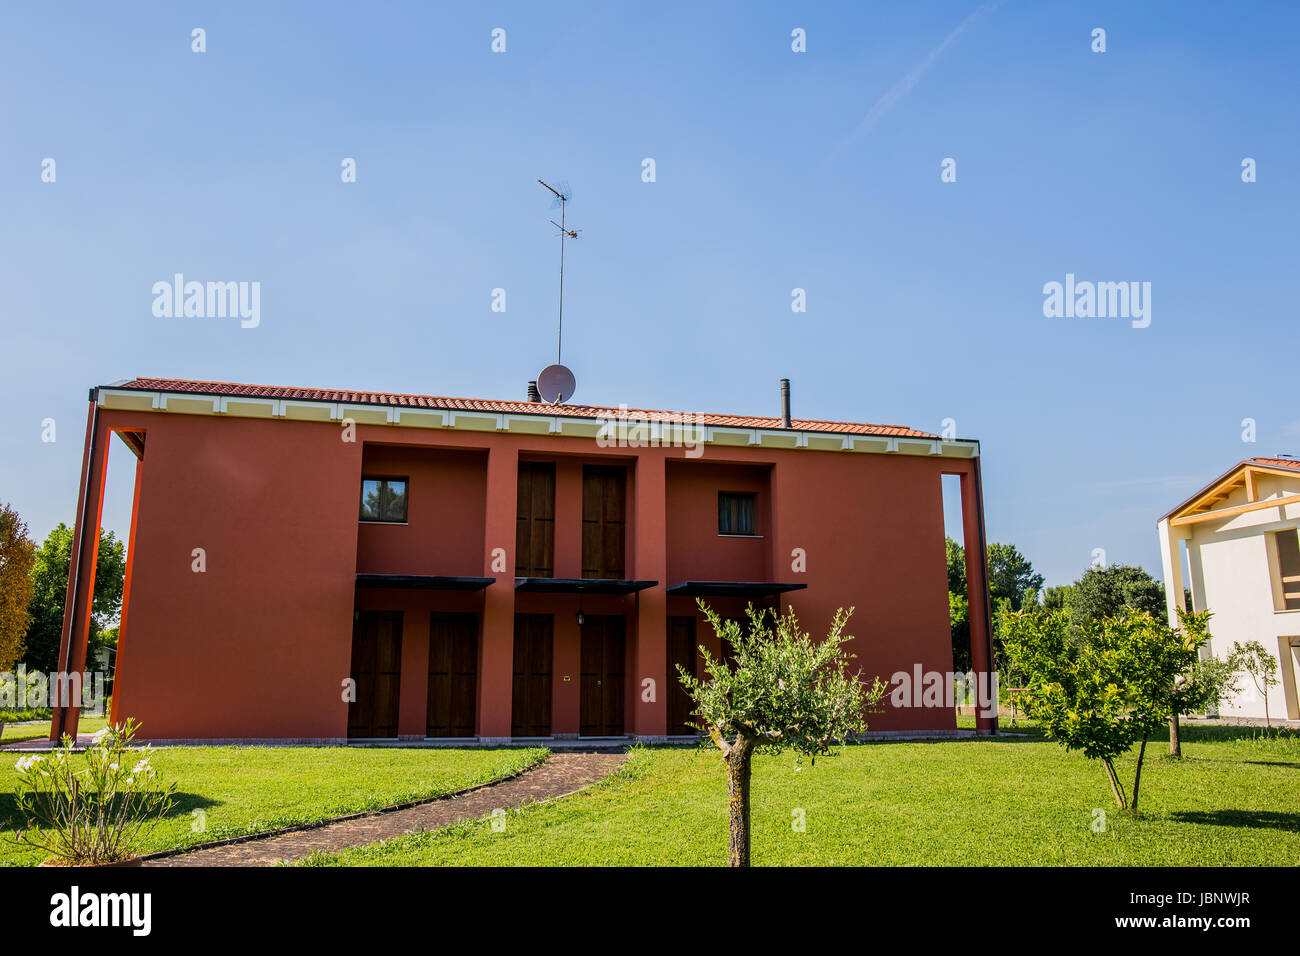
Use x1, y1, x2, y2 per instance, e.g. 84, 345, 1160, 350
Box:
1131, 733, 1148, 813
1168, 713, 1181, 758
726, 737, 755, 867
1102, 757, 1127, 810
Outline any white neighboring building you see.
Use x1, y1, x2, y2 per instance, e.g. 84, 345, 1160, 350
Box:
1158, 457, 1300, 722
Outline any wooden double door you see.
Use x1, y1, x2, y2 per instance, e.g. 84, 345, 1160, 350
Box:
580, 615, 626, 736
426, 613, 478, 738
348, 610, 403, 739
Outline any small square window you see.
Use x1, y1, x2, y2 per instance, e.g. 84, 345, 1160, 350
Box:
718, 492, 756, 535
360, 477, 408, 523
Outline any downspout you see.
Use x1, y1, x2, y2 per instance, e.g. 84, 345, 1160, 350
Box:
51, 389, 101, 741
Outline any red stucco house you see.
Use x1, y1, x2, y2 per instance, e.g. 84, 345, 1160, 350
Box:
51, 377, 994, 743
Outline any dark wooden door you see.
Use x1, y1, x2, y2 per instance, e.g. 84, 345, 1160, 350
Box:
512, 614, 553, 736
348, 610, 403, 738
667, 616, 697, 734
582, 466, 626, 579
427, 613, 478, 737
516, 462, 555, 577
580, 615, 625, 736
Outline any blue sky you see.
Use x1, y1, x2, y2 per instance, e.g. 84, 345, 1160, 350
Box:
2, 1, 1297, 587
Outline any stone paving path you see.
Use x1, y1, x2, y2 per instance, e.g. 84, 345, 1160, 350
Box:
146, 752, 627, 867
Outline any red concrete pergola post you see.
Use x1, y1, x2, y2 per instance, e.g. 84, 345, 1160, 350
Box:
51, 398, 109, 742
632, 453, 668, 736
478, 443, 519, 740
960, 461, 997, 734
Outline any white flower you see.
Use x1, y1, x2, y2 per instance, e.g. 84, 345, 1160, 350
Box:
14, 754, 43, 772
90, 728, 110, 744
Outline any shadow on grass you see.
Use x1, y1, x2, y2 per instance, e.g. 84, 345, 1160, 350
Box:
1170, 809, 1300, 833
0, 791, 221, 833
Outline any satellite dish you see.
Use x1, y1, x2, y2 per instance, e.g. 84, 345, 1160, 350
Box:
537, 364, 576, 404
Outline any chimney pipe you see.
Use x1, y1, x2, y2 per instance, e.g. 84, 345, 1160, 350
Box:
527, 380, 541, 402
780, 378, 791, 428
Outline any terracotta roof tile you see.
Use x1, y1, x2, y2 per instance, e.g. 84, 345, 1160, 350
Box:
108, 377, 939, 439
1250, 457, 1300, 470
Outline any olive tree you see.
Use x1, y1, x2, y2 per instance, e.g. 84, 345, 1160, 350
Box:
677, 602, 885, 867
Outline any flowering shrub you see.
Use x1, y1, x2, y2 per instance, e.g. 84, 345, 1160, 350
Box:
12, 719, 174, 865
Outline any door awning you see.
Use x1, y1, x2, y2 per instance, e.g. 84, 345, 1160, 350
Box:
665, 581, 808, 598
355, 574, 496, 590
514, 578, 658, 595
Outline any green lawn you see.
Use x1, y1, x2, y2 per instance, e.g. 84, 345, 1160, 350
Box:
1, 716, 108, 744
302, 725, 1300, 866
0, 745, 546, 866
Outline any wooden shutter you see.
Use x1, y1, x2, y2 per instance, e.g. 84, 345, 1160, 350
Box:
516, 462, 555, 577
582, 466, 626, 579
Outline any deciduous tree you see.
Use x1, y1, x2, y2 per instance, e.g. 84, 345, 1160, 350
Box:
1068, 564, 1166, 624
0, 503, 37, 671
22, 524, 126, 673
1169, 646, 1241, 757
1232, 640, 1280, 729
1003, 607, 1205, 812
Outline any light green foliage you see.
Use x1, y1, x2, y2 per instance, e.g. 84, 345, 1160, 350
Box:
1173, 651, 1242, 718
1003, 607, 1205, 810
1232, 640, 1281, 727
677, 601, 885, 865
679, 602, 884, 760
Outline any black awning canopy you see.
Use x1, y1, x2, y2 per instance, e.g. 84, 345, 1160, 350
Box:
666, 581, 808, 598
356, 574, 496, 591
514, 577, 659, 595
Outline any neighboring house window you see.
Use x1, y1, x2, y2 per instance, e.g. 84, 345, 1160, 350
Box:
1274, 529, 1300, 610
718, 492, 757, 535
360, 477, 408, 523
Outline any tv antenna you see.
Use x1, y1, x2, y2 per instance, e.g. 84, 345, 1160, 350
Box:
538, 179, 580, 365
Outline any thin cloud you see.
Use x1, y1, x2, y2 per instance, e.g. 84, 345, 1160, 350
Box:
828, 0, 1005, 160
